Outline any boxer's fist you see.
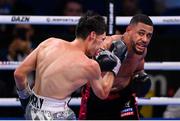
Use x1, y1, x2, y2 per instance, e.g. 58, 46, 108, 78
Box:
132, 71, 151, 97
17, 86, 32, 110
110, 40, 128, 62
19, 97, 31, 110
95, 50, 121, 76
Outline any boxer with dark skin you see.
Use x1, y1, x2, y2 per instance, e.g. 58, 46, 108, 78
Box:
79, 14, 154, 120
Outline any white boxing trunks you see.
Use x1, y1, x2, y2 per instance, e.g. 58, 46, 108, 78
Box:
25, 91, 76, 120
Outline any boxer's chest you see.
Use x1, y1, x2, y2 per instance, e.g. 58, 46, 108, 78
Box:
118, 57, 141, 77
112, 56, 142, 88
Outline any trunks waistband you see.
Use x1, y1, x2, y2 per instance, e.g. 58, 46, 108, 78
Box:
29, 91, 70, 111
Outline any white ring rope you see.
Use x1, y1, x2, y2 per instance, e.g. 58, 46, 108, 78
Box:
144, 62, 180, 70
0, 15, 80, 25
0, 97, 180, 107
1, 61, 180, 70
116, 16, 180, 25
0, 15, 180, 25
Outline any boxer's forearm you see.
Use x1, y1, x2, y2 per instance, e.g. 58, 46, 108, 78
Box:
101, 72, 115, 97
90, 72, 115, 100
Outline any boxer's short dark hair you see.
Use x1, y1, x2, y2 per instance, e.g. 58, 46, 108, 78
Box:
130, 14, 153, 27
75, 11, 106, 39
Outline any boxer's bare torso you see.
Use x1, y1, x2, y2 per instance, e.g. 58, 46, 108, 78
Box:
111, 53, 144, 92
33, 38, 96, 99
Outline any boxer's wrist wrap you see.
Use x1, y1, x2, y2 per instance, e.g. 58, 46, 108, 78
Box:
111, 56, 121, 76
17, 86, 32, 99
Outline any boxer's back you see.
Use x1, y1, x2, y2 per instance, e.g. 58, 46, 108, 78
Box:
33, 38, 88, 99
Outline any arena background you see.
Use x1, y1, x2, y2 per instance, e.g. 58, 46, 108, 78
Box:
0, 0, 180, 119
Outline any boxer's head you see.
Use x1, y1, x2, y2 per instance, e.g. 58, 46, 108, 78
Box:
75, 11, 106, 57
126, 14, 153, 55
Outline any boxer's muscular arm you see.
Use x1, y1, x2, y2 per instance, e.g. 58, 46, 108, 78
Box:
134, 59, 144, 74
134, 50, 147, 74
14, 38, 53, 90
14, 45, 42, 109
87, 61, 115, 99
14, 47, 39, 91
101, 35, 122, 50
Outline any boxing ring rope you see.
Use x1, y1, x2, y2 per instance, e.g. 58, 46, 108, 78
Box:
0, 97, 180, 107
0, 15, 180, 25
1, 61, 180, 70
0, 61, 180, 106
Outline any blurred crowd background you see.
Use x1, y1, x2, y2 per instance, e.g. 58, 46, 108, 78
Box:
0, 0, 180, 119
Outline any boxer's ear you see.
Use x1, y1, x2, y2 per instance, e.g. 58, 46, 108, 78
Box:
126, 25, 132, 32
89, 31, 96, 41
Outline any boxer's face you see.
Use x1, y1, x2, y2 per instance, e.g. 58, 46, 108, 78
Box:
129, 22, 153, 55
88, 32, 106, 57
